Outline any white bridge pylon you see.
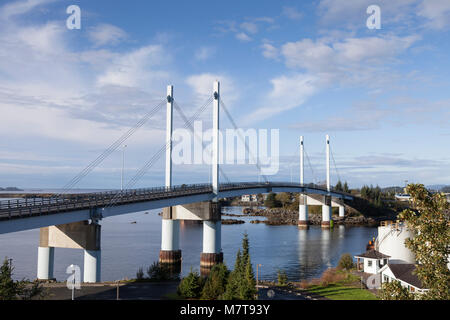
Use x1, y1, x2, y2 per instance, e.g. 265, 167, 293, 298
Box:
298, 135, 345, 229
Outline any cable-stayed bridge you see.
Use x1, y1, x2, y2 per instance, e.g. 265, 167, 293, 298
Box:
0, 81, 353, 282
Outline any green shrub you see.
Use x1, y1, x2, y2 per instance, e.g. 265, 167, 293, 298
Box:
136, 267, 144, 281
264, 193, 281, 208
380, 281, 415, 300
177, 268, 203, 299
146, 262, 176, 281
337, 253, 354, 270
277, 269, 288, 286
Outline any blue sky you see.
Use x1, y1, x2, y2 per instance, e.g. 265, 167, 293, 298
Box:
0, 0, 449, 189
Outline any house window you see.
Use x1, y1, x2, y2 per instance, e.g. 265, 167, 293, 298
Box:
383, 275, 389, 283
368, 260, 372, 267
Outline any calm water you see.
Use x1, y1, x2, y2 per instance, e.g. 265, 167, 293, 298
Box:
0, 206, 377, 282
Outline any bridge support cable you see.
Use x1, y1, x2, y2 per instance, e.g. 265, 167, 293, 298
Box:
303, 147, 318, 187
106, 96, 214, 207
330, 146, 342, 184
219, 98, 269, 184
55, 99, 166, 198
173, 101, 231, 184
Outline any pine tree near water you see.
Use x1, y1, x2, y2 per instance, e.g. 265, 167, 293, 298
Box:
201, 263, 229, 300
223, 233, 257, 300
0, 258, 43, 300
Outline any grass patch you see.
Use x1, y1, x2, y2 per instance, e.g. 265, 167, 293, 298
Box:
298, 268, 379, 300
307, 283, 378, 300
162, 292, 182, 300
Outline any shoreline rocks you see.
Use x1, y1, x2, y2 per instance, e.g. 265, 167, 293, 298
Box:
242, 207, 385, 227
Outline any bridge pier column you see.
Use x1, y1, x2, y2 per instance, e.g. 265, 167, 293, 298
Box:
201, 219, 223, 276
159, 216, 181, 269
37, 246, 54, 281
321, 195, 332, 228
37, 220, 102, 283
339, 205, 345, 218
84, 249, 101, 283
298, 194, 309, 229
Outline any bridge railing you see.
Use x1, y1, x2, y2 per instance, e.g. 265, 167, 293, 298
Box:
0, 182, 353, 221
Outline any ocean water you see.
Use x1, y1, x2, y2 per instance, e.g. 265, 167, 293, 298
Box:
0, 206, 377, 283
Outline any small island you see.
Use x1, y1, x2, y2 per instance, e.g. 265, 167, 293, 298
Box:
0, 187, 23, 192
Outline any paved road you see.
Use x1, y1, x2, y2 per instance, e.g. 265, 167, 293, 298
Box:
39, 282, 179, 300
257, 287, 308, 300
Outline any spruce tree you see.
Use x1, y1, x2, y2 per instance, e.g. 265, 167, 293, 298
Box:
201, 263, 229, 300
242, 255, 256, 299
223, 249, 243, 299
0, 258, 17, 300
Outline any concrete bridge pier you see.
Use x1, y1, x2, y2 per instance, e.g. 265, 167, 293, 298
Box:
321, 195, 332, 228
37, 246, 54, 280
298, 194, 309, 229
84, 248, 101, 283
201, 218, 223, 275
162, 201, 222, 275
37, 220, 101, 283
159, 214, 181, 268
339, 205, 345, 217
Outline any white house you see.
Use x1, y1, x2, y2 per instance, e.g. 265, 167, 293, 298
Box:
354, 221, 433, 293
354, 249, 390, 275
380, 264, 428, 294
241, 194, 258, 202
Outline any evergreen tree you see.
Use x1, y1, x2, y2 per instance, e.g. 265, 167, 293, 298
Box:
223, 249, 243, 300
335, 181, 343, 192
343, 182, 350, 193
240, 255, 256, 299
0, 258, 16, 300
223, 234, 257, 300
201, 263, 229, 300
0, 258, 43, 300
177, 268, 203, 299
242, 233, 250, 264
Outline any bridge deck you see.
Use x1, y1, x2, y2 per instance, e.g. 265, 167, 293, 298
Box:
0, 182, 353, 222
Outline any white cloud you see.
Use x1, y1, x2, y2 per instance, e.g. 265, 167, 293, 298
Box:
253, 33, 421, 125
0, 0, 55, 21
282, 6, 303, 20
195, 46, 216, 61
186, 73, 238, 107
317, 0, 419, 28
244, 73, 319, 124
261, 43, 279, 59
236, 32, 252, 42
280, 35, 420, 85
417, 0, 450, 29
240, 22, 258, 34
96, 45, 170, 88
88, 23, 128, 47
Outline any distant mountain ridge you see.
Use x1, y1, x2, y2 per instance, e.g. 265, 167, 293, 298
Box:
0, 187, 23, 191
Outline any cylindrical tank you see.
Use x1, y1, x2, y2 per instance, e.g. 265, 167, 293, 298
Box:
376, 222, 416, 264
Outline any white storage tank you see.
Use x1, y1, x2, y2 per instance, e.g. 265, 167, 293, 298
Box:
376, 221, 416, 264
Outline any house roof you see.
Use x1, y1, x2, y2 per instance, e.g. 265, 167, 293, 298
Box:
386, 264, 424, 289
355, 249, 391, 259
